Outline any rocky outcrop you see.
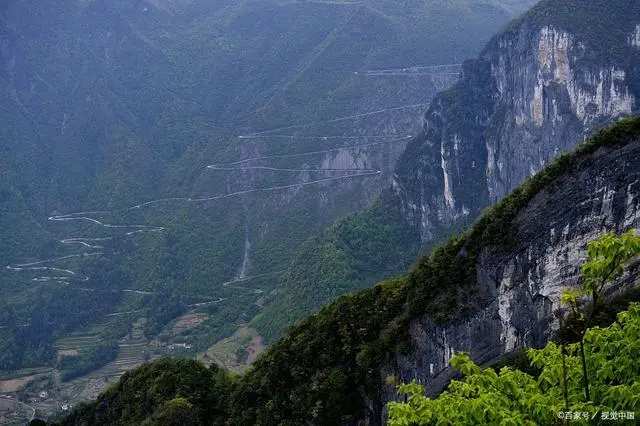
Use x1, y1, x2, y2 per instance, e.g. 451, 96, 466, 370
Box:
376, 135, 640, 422
392, 3, 640, 244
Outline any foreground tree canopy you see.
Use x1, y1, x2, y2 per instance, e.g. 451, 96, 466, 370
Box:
388, 229, 640, 425
388, 302, 640, 425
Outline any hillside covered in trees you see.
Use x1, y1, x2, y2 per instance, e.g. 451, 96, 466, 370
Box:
254, 0, 640, 344
40, 115, 640, 426
0, 0, 535, 378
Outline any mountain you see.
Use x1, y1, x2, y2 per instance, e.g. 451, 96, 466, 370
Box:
256, 0, 640, 343
49, 113, 640, 426
36, 0, 640, 423
0, 0, 535, 381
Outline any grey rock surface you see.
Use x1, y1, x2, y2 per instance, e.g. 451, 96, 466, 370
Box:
374, 138, 640, 423
393, 19, 640, 245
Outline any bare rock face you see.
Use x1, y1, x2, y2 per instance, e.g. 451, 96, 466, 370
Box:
392, 14, 640, 245
486, 25, 635, 202
373, 137, 640, 423
361, 2, 640, 422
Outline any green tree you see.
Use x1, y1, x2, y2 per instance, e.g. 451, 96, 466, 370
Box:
560, 229, 640, 401
388, 230, 640, 425
388, 303, 640, 425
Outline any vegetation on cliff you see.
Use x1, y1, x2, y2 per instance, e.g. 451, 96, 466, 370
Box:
42, 117, 640, 425
389, 227, 640, 425
389, 302, 640, 426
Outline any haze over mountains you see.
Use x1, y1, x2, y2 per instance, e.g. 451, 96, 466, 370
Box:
0, 0, 535, 383
4, 0, 640, 424
35, 0, 640, 419
256, 0, 640, 342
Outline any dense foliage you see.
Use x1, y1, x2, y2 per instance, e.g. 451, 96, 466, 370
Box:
388, 303, 640, 425
230, 277, 410, 424
254, 189, 421, 343
0, 283, 124, 370
54, 358, 233, 426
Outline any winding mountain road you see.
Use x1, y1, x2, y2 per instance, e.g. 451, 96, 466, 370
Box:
6, 103, 425, 319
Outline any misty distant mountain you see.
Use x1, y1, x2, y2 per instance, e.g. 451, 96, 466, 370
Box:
0, 0, 533, 396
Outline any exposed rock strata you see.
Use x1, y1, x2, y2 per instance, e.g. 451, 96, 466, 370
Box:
375, 138, 640, 422
394, 21, 639, 244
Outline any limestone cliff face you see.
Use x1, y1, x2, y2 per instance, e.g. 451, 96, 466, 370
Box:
366, 3, 640, 420
368, 133, 640, 420
485, 24, 636, 202
392, 10, 640, 244
372, 137, 640, 423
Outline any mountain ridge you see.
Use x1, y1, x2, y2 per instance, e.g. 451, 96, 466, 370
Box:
256, 0, 640, 344
0, 0, 536, 402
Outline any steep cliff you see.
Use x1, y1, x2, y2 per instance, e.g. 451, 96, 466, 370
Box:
258, 0, 640, 343
394, 0, 640, 243
230, 117, 640, 426
380, 119, 640, 420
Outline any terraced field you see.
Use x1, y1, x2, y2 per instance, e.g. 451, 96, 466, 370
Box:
199, 327, 265, 373
85, 318, 151, 381
0, 368, 53, 392
169, 313, 209, 336
0, 397, 34, 425
55, 334, 100, 357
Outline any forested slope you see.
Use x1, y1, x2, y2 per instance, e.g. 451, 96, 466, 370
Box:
49, 112, 640, 426
0, 0, 535, 375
